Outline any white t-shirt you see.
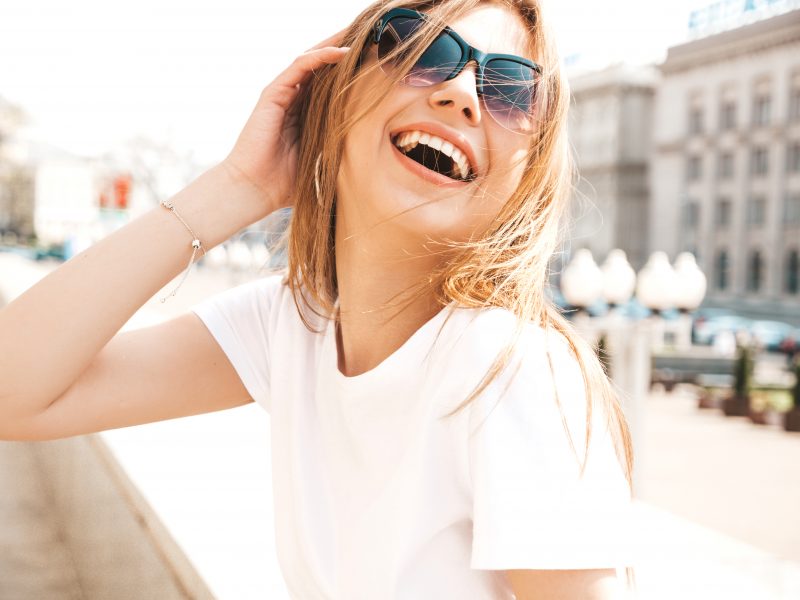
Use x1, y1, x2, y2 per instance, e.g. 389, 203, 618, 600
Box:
190, 274, 635, 600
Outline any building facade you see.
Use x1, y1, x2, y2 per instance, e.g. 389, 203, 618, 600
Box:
565, 64, 659, 273
0, 96, 35, 241
651, 9, 800, 322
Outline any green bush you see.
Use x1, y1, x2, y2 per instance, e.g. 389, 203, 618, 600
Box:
793, 357, 800, 410
734, 341, 754, 398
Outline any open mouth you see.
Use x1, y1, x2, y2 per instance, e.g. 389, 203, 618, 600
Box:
390, 131, 476, 183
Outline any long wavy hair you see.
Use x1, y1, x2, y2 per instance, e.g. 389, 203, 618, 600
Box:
272, 0, 637, 591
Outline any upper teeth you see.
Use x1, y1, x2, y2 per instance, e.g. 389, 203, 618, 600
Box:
393, 130, 472, 180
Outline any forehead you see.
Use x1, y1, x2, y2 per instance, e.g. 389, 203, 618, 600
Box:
444, 4, 533, 60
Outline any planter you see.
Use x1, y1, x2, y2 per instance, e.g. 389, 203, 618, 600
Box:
748, 406, 768, 425
722, 393, 750, 417
748, 407, 783, 426
784, 407, 800, 432
698, 388, 724, 410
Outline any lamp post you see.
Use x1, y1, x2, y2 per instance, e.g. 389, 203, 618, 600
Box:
636, 251, 679, 351
672, 252, 707, 351
560, 248, 648, 497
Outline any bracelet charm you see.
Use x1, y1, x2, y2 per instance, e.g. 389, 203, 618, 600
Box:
159, 199, 207, 302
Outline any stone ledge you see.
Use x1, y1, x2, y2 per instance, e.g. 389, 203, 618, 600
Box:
31, 434, 209, 599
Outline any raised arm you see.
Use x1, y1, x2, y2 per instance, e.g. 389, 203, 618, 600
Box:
0, 35, 350, 441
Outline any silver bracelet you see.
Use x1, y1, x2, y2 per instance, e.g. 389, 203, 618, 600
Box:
160, 199, 207, 303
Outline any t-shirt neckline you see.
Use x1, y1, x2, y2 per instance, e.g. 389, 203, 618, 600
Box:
323, 301, 455, 394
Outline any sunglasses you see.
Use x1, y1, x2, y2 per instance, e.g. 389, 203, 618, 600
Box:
370, 7, 542, 134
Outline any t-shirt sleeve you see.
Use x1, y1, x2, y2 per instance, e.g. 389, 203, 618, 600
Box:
188, 275, 281, 414
468, 327, 636, 570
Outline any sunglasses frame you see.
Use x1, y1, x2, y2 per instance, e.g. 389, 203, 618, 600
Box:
370, 7, 543, 124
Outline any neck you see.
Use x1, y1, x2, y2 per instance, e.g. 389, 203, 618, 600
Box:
333, 214, 445, 377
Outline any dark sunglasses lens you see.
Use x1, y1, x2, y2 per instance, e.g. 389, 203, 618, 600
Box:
482, 59, 538, 133
378, 16, 461, 86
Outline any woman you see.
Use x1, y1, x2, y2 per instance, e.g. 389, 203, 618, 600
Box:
0, 0, 637, 597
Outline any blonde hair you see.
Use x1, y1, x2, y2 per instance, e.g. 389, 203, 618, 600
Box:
272, 0, 637, 591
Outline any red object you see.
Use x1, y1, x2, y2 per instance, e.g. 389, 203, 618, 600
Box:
779, 336, 798, 354
113, 175, 131, 209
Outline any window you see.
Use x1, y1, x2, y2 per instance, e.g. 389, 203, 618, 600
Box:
688, 106, 704, 135
682, 200, 700, 228
747, 249, 763, 292
786, 249, 799, 294
752, 94, 771, 127
715, 197, 732, 227
785, 192, 800, 224
790, 87, 800, 122
715, 249, 729, 291
686, 155, 703, 182
717, 152, 734, 179
747, 196, 766, 226
719, 101, 736, 130
786, 141, 800, 174
750, 146, 769, 176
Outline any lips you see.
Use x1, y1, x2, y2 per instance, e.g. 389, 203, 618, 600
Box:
388, 121, 480, 180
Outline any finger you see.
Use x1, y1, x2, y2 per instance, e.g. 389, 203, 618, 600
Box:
305, 26, 350, 52
272, 46, 350, 91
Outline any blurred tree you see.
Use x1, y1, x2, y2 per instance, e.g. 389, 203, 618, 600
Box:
723, 336, 754, 417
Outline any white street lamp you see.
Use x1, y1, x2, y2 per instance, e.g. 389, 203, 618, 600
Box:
673, 252, 707, 350
636, 251, 679, 314
228, 241, 253, 272
673, 252, 707, 311
636, 251, 680, 351
560, 248, 604, 312
204, 244, 228, 269
601, 249, 636, 309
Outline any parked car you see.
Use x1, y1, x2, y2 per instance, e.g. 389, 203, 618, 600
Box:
748, 320, 797, 352
0, 245, 38, 260
779, 327, 800, 358
693, 314, 752, 346
691, 307, 734, 343
34, 244, 66, 261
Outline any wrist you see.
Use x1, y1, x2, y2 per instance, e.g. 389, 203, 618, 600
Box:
218, 158, 279, 217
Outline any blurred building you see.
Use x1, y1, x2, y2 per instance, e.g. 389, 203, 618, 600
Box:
0, 96, 35, 241
650, 8, 800, 321
33, 160, 128, 250
566, 63, 659, 272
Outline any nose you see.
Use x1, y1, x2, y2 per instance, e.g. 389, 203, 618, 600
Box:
427, 61, 482, 126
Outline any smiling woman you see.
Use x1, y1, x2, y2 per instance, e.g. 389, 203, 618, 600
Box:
0, 0, 636, 599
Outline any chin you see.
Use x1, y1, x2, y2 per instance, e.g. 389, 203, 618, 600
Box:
336, 142, 488, 247
375, 184, 485, 246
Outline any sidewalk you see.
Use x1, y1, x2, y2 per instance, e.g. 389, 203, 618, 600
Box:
630, 385, 800, 599
638, 385, 800, 563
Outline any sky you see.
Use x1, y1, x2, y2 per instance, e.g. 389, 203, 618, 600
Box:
0, 0, 701, 165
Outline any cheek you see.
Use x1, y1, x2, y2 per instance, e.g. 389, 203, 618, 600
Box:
487, 145, 529, 203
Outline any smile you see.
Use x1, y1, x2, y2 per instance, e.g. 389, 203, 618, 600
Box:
390, 130, 475, 183
389, 122, 478, 185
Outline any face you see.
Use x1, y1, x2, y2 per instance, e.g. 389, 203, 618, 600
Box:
336, 3, 536, 251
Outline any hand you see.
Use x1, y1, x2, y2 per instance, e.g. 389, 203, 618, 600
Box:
223, 28, 350, 211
